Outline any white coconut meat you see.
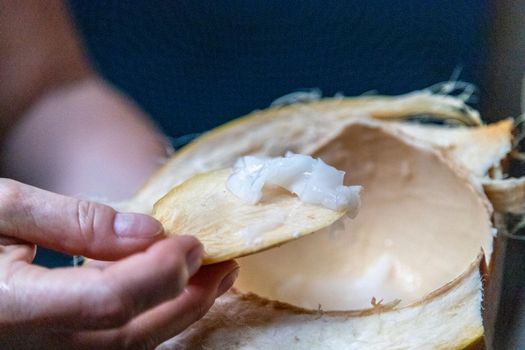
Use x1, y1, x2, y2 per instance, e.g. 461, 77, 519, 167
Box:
227, 153, 362, 214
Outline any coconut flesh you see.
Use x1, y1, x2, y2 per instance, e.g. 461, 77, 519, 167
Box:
226, 152, 362, 214
132, 92, 515, 349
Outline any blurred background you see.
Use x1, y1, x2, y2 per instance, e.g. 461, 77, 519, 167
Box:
65, 1, 524, 139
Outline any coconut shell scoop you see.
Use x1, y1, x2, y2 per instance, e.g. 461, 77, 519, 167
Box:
152, 155, 361, 264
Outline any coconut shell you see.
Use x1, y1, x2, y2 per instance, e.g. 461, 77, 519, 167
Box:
158, 256, 486, 350
125, 91, 517, 349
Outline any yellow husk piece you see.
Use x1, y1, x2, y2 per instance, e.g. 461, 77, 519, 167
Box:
152, 169, 348, 264
132, 90, 518, 349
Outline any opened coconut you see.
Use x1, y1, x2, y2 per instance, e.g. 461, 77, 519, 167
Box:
129, 88, 520, 349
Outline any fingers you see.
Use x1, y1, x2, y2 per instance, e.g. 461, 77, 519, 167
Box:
2, 237, 203, 330
76, 261, 239, 350
0, 178, 163, 260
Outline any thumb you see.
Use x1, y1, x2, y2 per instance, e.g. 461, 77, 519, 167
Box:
0, 178, 164, 260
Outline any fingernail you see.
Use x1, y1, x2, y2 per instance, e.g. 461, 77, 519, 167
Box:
114, 213, 163, 238
186, 245, 204, 276
217, 267, 240, 297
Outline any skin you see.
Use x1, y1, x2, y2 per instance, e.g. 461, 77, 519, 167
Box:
0, 1, 238, 349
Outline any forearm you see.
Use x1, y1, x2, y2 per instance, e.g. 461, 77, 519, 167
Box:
0, 0, 168, 200
1, 77, 169, 200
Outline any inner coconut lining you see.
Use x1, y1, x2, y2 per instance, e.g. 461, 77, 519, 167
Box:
234, 123, 492, 311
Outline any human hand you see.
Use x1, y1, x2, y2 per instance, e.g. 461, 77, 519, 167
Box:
0, 179, 239, 349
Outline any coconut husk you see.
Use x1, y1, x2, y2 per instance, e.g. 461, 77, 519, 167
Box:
128, 90, 522, 349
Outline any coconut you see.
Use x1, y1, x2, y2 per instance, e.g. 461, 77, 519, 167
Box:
130, 91, 510, 214
131, 90, 517, 349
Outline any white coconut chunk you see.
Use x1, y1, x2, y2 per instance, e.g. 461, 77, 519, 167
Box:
226, 152, 362, 213
225, 155, 271, 204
